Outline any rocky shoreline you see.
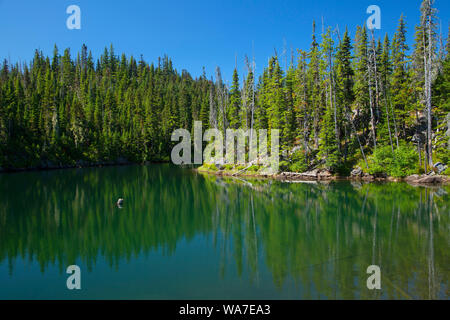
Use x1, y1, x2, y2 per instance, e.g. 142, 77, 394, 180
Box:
198, 167, 449, 186
2, 162, 448, 186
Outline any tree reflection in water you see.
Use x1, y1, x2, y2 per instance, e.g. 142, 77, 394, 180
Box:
0, 164, 448, 299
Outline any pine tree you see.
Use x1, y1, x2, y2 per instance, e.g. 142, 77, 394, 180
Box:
266, 56, 285, 137
419, 0, 439, 165
228, 68, 241, 129
319, 104, 340, 170
432, 24, 450, 163
378, 34, 396, 151
307, 21, 322, 147
320, 27, 339, 153
391, 15, 412, 140
335, 28, 354, 158
293, 50, 310, 160
353, 25, 370, 136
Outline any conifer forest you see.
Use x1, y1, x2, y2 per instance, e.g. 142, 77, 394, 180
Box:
0, 0, 449, 178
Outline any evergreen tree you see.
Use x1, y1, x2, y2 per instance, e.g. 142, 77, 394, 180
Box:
228, 68, 241, 129
391, 15, 412, 139
335, 28, 354, 157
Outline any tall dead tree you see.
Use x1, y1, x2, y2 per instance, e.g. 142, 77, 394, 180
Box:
209, 81, 217, 129
368, 29, 378, 150
421, 0, 437, 166
215, 66, 227, 139
244, 46, 256, 146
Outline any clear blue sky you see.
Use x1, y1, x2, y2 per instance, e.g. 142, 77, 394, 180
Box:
0, 0, 448, 82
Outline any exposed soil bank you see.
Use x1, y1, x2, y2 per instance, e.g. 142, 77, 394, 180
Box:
197, 168, 450, 186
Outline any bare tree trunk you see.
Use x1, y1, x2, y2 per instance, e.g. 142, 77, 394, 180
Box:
426, 4, 433, 166
385, 95, 394, 154
416, 110, 422, 167
418, 142, 422, 168
209, 85, 217, 129
368, 72, 377, 150
215, 67, 227, 142
389, 96, 400, 148
250, 54, 255, 144
368, 30, 377, 150
346, 105, 368, 169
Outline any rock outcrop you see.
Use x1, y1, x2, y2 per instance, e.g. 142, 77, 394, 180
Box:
279, 169, 334, 181
406, 174, 448, 185
350, 167, 363, 178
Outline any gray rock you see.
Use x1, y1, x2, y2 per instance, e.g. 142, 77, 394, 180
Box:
405, 174, 420, 182
303, 169, 319, 177
290, 146, 302, 154
318, 170, 332, 179
416, 176, 443, 184
433, 162, 447, 174
351, 167, 363, 177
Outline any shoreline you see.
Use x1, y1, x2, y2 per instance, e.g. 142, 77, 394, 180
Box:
2, 162, 448, 187
196, 168, 450, 186
0, 160, 170, 174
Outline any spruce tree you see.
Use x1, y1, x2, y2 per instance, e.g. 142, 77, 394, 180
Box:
391, 15, 412, 139
228, 68, 241, 129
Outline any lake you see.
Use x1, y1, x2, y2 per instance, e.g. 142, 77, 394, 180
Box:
0, 164, 448, 299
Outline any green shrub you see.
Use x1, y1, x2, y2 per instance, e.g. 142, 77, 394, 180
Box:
279, 160, 290, 172
289, 150, 308, 173
199, 163, 218, 171
362, 143, 419, 178
290, 161, 308, 173
223, 164, 234, 171
443, 166, 450, 176
435, 148, 450, 166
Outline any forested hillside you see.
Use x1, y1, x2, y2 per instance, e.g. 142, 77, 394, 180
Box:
0, 47, 213, 168
0, 0, 449, 176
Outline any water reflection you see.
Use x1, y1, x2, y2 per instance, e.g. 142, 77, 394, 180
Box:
0, 165, 448, 299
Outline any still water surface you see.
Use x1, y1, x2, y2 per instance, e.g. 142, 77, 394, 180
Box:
0, 164, 448, 299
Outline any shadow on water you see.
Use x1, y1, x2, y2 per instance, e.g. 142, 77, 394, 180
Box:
0, 164, 448, 299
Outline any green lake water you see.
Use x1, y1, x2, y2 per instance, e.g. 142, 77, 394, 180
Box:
0, 164, 448, 299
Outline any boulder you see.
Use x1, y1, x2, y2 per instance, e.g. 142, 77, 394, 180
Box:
416, 175, 443, 184
405, 174, 420, 182
318, 170, 332, 179
433, 162, 447, 174
302, 169, 319, 177
351, 167, 363, 177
